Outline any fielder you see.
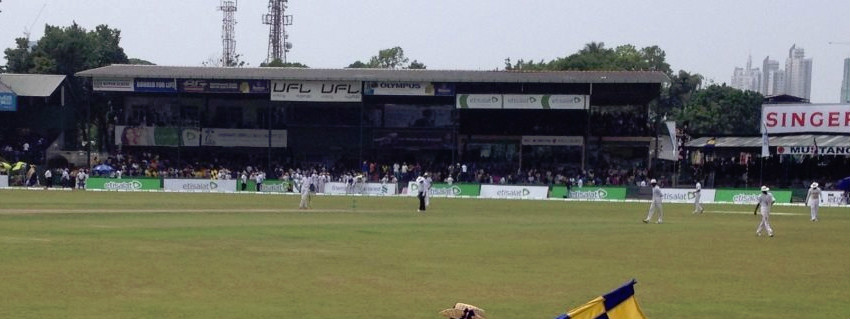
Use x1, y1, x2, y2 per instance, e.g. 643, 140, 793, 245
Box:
299, 174, 315, 210
753, 186, 775, 237
424, 172, 432, 207
692, 181, 704, 214
806, 182, 821, 222
643, 179, 663, 224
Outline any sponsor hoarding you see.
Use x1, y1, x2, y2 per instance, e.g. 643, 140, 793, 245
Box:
543, 95, 588, 109
521, 136, 584, 146
0, 92, 16, 111
659, 188, 716, 203
405, 182, 480, 197
164, 179, 237, 192
480, 185, 548, 199
271, 81, 362, 102
178, 79, 270, 94
0, 175, 8, 188
550, 186, 627, 200
202, 128, 287, 148
134, 78, 177, 93
762, 104, 850, 134
457, 94, 502, 109
85, 177, 161, 191
93, 78, 134, 92
776, 145, 850, 156
372, 129, 453, 149
817, 191, 848, 206
364, 81, 434, 96
116, 126, 181, 146
714, 189, 792, 204
434, 83, 455, 96
240, 179, 294, 193
323, 182, 397, 195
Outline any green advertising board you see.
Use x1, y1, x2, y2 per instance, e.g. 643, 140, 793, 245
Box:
714, 189, 792, 204
408, 182, 481, 197
240, 179, 295, 193
86, 177, 161, 191
550, 186, 627, 200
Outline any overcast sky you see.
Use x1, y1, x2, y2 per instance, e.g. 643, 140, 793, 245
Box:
1, 0, 848, 102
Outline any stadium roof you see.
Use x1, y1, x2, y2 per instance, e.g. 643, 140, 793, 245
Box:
686, 135, 850, 148
0, 74, 66, 97
76, 65, 669, 84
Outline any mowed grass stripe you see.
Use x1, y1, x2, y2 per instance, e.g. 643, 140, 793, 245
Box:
0, 189, 847, 319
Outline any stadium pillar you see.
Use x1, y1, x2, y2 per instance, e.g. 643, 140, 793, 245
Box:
267, 99, 272, 172
86, 85, 92, 169
582, 84, 593, 172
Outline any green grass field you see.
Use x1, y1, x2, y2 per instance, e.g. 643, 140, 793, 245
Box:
0, 189, 847, 319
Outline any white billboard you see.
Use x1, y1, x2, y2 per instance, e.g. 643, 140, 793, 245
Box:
201, 129, 287, 148
762, 104, 850, 134
522, 136, 584, 146
271, 81, 362, 102
323, 182, 397, 195
544, 95, 588, 109
93, 78, 134, 92
815, 191, 848, 206
479, 185, 548, 199
457, 94, 502, 109
164, 179, 237, 193
364, 81, 434, 96
0, 175, 8, 188
660, 188, 716, 203
776, 145, 850, 156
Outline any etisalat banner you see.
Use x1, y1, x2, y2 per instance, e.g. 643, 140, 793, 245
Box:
456, 94, 588, 109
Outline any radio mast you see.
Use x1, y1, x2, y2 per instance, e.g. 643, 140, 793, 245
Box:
263, 0, 293, 64
218, 0, 237, 66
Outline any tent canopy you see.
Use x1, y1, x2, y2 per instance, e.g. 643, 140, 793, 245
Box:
687, 135, 850, 148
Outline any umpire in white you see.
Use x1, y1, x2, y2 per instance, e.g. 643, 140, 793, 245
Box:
643, 179, 663, 224
806, 182, 821, 222
416, 174, 427, 212
754, 186, 775, 237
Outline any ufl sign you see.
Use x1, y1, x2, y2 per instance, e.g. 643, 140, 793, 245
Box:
271, 81, 362, 102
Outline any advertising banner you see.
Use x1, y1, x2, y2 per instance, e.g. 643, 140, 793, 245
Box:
457, 94, 502, 109
817, 191, 848, 206
405, 182, 481, 197
240, 179, 294, 193
550, 186, 627, 200
776, 145, 850, 156
271, 81, 362, 102
762, 104, 850, 134
323, 182, 397, 195
0, 175, 8, 188
0, 92, 16, 112
134, 78, 177, 93
93, 78, 134, 92
480, 185, 549, 199
164, 179, 237, 192
116, 126, 181, 146
502, 95, 546, 109
434, 83, 456, 96
364, 82, 434, 96
714, 189, 792, 204
372, 129, 453, 149
179, 79, 270, 94
521, 136, 584, 146
542, 95, 588, 109
201, 128, 287, 148
659, 188, 717, 203
85, 177, 161, 191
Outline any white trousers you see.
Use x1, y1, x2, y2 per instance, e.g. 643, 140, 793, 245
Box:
425, 193, 430, 207
299, 192, 311, 209
645, 201, 663, 222
810, 202, 819, 220
694, 194, 703, 213
756, 212, 773, 235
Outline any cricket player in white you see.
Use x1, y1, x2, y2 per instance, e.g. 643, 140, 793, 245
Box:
806, 182, 821, 222
424, 172, 432, 207
692, 181, 704, 214
299, 174, 314, 210
415, 174, 427, 212
754, 186, 775, 237
643, 179, 663, 224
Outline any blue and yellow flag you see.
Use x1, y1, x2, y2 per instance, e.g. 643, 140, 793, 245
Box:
556, 279, 647, 319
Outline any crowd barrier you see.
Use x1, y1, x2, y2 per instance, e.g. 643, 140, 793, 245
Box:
5, 176, 847, 206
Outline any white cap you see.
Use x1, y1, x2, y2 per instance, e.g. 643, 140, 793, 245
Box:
650, 179, 657, 184
810, 182, 818, 188
761, 186, 769, 192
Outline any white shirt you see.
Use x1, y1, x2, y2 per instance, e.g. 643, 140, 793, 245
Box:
461, 164, 467, 173
415, 176, 426, 194
652, 185, 663, 202
255, 173, 264, 183
301, 176, 313, 194
758, 193, 775, 215
44, 170, 52, 178
695, 182, 702, 192
807, 187, 821, 204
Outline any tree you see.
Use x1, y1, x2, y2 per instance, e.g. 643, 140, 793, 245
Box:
128, 58, 155, 65
3, 23, 128, 75
202, 53, 247, 67
347, 46, 425, 69
504, 42, 672, 74
259, 58, 308, 68
675, 84, 764, 136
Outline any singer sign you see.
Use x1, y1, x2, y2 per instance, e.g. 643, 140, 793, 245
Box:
762, 104, 850, 134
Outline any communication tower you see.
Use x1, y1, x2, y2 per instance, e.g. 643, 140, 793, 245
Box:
263, 0, 293, 64
218, 0, 238, 66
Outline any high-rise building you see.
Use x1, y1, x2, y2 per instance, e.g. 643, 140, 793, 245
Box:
731, 54, 761, 93
762, 57, 785, 96
841, 58, 849, 103
784, 44, 813, 100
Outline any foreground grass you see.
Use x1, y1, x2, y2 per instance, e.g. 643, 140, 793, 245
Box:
0, 190, 847, 319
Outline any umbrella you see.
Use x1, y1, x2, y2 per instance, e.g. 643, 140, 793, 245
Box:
93, 164, 115, 174
837, 176, 850, 191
